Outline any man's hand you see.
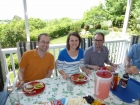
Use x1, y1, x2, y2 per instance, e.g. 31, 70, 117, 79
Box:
85, 69, 92, 74
125, 67, 139, 75
112, 63, 119, 68
16, 80, 24, 88
92, 66, 100, 70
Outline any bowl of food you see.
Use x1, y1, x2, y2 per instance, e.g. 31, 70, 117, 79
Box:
24, 84, 34, 92
101, 66, 115, 72
70, 73, 88, 84
22, 81, 45, 96
34, 82, 44, 89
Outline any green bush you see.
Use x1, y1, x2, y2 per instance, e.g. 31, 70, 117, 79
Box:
92, 29, 110, 35
80, 34, 93, 38
70, 21, 82, 33
95, 24, 101, 29
113, 27, 119, 31
7, 54, 19, 70
101, 25, 109, 30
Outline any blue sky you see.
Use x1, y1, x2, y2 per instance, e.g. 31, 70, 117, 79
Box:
0, 0, 105, 20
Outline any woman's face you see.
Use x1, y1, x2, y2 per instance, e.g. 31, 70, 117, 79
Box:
69, 35, 79, 50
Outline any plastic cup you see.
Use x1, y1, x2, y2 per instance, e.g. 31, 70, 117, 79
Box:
9, 90, 20, 105
67, 78, 73, 91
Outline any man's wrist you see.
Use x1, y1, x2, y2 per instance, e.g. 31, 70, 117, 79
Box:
19, 79, 24, 82
85, 64, 88, 68
138, 71, 140, 75
109, 62, 113, 66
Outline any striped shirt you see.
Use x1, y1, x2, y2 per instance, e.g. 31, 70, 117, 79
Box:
84, 45, 110, 67
57, 48, 84, 75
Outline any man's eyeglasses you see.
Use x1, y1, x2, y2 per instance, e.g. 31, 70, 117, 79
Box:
93, 39, 103, 42
39, 40, 50, 44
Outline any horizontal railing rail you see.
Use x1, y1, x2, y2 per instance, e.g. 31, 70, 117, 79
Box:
1, 40, 130, 88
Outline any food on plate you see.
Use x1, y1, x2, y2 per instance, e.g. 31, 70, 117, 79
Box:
83, 95, 105, 105
38, 98, 66, 105
78, 73, 85, 80
67, 96, 87, 105
34, 82, 44, 89
83, 95, 94, 104
130, 66, 137, 69
71, 74, 86, 82
91, 99, 103, 105
105, 66, 114, 71
24, 84, 34, 92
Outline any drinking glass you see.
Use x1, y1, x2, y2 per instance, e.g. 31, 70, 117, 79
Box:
67, 78, 73, 91
9, 90, 20, 105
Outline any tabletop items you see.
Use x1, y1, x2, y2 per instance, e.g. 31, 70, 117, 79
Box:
6, 64, 140, 105
120, 73, 129, 88
94, 70, 113, 100
111, 78, 140, 103
111, 73, 118, 90
67, 78, 73, 91
22, 81, 45, 96
70, 73, 88, 85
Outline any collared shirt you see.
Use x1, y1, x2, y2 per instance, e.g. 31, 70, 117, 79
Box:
84, 45, 110, 68
126, 43, 140, 70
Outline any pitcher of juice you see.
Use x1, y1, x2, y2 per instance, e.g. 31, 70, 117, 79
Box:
94, 70, 113, 100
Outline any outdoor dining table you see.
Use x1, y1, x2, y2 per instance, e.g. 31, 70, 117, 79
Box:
6, 64, 140, 105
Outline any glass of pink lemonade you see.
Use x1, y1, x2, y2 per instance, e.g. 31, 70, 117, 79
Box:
94, 70, 113, 100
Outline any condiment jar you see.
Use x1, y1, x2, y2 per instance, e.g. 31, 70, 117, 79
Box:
111, 73, 118, 90
120, 73, 129, 88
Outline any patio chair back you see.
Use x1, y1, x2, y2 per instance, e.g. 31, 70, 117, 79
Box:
80, 38, 92, 50
16, 41, 37, 63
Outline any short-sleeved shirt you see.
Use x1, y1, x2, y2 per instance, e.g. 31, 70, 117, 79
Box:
126, 44, 140, 70
84, 45, 110, 68
57, 48, 84, 75
20, 49, 54, 82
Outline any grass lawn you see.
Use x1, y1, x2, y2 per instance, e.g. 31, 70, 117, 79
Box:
50, 35, 67, 44
10, 70, 18, 83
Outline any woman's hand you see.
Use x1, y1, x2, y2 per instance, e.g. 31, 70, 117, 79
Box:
62, 72, 69, 79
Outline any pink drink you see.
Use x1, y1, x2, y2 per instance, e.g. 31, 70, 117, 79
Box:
94, 70, 113, 100
94, 79, 111, 99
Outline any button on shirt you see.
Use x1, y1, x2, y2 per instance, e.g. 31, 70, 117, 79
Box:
84, 45, 110, 68
126, 44, 140, 70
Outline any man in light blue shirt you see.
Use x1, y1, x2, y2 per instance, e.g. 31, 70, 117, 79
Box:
124, 43, 140, 75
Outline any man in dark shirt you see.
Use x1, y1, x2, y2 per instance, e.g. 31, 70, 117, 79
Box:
84, 32, 117, 70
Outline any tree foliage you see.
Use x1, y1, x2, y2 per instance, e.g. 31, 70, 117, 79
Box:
82, 4, 106, 25
105, 0, 127, 27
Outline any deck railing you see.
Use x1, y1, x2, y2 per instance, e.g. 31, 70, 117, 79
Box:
1, 40, 130, 87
